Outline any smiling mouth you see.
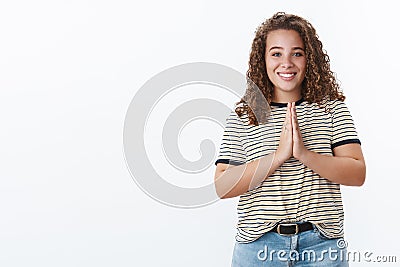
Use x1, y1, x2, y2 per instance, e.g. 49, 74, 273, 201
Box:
278, 72, 296, 78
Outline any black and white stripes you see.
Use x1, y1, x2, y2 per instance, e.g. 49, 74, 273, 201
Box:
215, 99, 360, 243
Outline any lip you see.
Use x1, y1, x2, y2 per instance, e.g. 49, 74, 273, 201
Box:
277, 72, 296, 81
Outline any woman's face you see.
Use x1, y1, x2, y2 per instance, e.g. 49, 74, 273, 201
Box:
265, 29, 306, 101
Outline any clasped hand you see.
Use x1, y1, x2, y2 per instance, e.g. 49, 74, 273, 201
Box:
275, 102, 308, 164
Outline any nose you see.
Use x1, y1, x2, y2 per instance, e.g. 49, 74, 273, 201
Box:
280, 55, 294, 68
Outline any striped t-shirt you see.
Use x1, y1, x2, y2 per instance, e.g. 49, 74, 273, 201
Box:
215, 98, 361, 244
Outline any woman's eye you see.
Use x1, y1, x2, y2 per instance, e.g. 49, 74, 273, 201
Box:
293, 52, 303, 57
271, 52, 281, 57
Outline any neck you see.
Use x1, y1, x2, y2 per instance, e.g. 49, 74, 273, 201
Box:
272, 91, 302, 103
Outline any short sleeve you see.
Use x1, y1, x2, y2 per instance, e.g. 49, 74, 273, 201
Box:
330, 100, 361, 149
214, 111, 247, 166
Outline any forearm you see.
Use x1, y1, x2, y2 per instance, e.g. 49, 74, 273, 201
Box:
298, 150, 366, 186
215, 152, 282, 199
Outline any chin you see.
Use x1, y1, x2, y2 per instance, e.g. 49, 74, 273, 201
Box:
277, 87, 299, 93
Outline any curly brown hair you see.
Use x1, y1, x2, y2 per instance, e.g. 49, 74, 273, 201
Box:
236, 12, 345, 125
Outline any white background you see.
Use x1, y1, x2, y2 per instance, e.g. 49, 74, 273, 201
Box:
1, 0, 399, 266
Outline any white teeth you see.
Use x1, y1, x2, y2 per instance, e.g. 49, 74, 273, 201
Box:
279, 73, 295, 78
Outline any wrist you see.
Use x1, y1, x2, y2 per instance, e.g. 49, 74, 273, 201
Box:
273, 151, 286, 167
297, 149, 312, 164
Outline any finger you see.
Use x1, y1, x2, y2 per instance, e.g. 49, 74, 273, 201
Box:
291, 103, 301, 141
286, 102, 291, 123
290, 103, 295, 126
291, 103, 299, 129
283, 102, 291, 131
291, 104, 297, 139
293, 103, 297, 122
287, 102, 293, 129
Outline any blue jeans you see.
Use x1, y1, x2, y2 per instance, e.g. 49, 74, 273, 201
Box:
232, 225, 349, 267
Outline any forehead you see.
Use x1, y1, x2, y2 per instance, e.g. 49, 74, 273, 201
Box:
266, 29, 304, 48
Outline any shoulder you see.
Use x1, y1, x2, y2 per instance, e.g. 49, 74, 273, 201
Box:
324, 99, 352, 116
303, 98, 349, 113
327, 99, 347, 108
226, 105, 250, 126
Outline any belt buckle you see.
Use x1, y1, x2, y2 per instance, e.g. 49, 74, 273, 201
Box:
277, 223, 299, 236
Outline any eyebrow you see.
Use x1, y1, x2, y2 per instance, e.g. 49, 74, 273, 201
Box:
268, 46, 305, 52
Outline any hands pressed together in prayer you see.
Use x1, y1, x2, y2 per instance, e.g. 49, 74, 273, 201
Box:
275, 102, 308, 165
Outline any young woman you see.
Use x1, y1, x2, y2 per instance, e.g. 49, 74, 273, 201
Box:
214, 12, 366, 266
